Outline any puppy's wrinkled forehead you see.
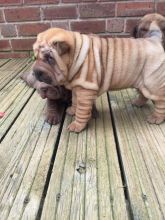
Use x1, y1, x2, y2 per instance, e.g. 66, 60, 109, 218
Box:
33, 28, 73, 58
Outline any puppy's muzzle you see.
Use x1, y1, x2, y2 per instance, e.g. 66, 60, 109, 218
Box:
146, 30, 163, 39
33, 60, 54, 84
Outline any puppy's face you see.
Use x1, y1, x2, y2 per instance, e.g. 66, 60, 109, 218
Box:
133, 13, 165, 48
21, 65, 66, 100
33, 28, 73, 86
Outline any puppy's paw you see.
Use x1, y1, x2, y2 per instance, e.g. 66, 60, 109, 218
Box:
67, 121, 86, 133
147, 114, 164, 125
66, 106, 76, 116
46, 114, 61, 125
132, 98, 147, 107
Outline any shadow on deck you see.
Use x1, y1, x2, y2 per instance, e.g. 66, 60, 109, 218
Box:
0, 59, 164, 220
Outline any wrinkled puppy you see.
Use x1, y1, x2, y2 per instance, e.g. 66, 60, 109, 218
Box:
132, 13, 165, 107
33, 28, 165, 132
133, 13, 165, 49
21, 61, 98, 125
21, 62, 71, 125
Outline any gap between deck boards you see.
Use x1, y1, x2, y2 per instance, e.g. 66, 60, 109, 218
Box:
35, 93, 132, 220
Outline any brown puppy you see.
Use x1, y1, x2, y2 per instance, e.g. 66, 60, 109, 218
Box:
33, 28, 165, 132
21, 66, 71, 125
133, 13, 165, 49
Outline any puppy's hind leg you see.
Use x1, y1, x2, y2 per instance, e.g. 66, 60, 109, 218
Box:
147, 100, 165, 124
132, 89, 148, 107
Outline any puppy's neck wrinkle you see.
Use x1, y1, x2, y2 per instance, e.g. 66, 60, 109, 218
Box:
68, 32, 90, 81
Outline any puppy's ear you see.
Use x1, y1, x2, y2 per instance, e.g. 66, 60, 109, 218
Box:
132, 25, 138, 38
159, 20, 165, 50
33, 42, 39, 58
52, 41, 70, 55
162, 32, 165, 50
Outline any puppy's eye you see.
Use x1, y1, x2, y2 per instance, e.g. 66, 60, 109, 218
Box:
45, 54, 55, 65
141, 28, 148, 33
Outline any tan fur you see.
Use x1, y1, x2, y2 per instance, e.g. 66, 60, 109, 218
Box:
132, 13, 165, 107
33, 28, 165, 132
133, 13, 165, 49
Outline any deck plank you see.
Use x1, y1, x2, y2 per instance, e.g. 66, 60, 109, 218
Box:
0, 59, 10, 67
0, 61, 34, 141
41, 116, 72, 220
0, 91, 63, 219
109, 89, 165, 219
41, 94, 128, 220
0, 58, 30, 90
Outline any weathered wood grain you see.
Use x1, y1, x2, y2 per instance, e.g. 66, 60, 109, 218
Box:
0, 62, 34, 140
0, 58, 30, 90
41, 94, 128, 220
41, 116, 72, 220
0, 59, 10, 67
109, 89, 165, 219
0, 93, 63, 219
0, 58, 164, 220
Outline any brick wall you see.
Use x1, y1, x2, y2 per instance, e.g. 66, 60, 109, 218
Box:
0, 0, 164, 58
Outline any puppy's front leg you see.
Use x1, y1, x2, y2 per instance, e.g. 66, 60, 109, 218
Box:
66, 91, 77, 116
68, 87, 97, 133
46, 99, 63, 125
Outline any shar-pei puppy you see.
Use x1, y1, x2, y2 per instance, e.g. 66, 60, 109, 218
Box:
32, 27, 165, 132
132, 13, 165, 49
21, 63, 98, 125
21, 64, 71, 125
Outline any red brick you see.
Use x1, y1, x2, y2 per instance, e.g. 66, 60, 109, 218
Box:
157, 2, 165, 16
17, 23, 50, 37
11, 38, 36, 51
24, 0, 59, 5
0, 51, 30, 59
0, 10, 4, 23
0, 24, 17, 37
0, 0, 21, 6
62, 0, 96, 2
117, 2, 154, 17
71, 20, 105, 33
62, 0, 81, 2
43, 6, 77, 20
106, 19, 124, 33
79, 3, 115, 18
98, 0, 137, 1
51, 21, 69, 30
0, 40, 11, 51
5, 7, 40, 22
125, 18, 140, 33
82, 0, 96, 1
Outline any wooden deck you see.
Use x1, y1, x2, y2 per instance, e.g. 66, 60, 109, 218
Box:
0, 58, 164, 220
